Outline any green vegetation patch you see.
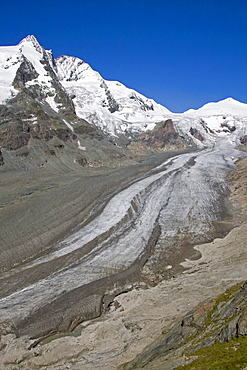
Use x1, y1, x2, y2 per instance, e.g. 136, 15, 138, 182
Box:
175, 337, 247, 370
205, 282, 243, 327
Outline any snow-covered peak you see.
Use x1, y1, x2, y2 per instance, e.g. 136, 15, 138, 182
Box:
18, 35, 43, 54
0, 36, 246, 146
172, 97, 247, 148
184, 97, 247, 117
0, 36, 59, 107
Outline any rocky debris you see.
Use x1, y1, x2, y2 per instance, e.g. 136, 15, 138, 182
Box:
0, 334, 34, 366
74, 154, 87, 166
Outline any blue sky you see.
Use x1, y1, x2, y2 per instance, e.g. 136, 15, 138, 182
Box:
1, 0, 247, 112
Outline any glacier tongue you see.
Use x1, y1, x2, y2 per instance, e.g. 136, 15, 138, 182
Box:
0, 138, 244, 325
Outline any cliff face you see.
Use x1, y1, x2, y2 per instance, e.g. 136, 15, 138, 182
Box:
121, 282, 247, 370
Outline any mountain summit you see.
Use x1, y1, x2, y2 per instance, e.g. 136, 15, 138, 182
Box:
17, 34, 44, 53
184, 97, 247, 117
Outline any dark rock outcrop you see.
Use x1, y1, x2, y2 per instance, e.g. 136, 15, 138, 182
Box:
12, 56, 39, 89
140, 119, 188, 151
0, 150, 4, 166
129, 93, 154, 111
190, 127, 204, 142
100, 81, 120, 113
240, 135, 247, 145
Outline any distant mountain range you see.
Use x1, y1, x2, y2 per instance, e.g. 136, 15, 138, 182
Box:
0, 35, 246, 168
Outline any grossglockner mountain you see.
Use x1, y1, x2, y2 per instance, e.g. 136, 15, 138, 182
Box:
0, 35, 175, 169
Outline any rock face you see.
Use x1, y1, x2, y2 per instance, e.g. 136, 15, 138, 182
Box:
13, 56, 39, 88
139, 119, 188, 151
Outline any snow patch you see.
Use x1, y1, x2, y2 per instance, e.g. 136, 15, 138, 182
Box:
46, 95, 59, 112
63, 119, 74, 132
77, 140, 86, 150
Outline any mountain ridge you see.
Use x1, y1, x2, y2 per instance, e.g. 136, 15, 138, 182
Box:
0, 35, 247, 170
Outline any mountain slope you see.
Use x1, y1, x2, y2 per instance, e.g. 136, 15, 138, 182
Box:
121, 282, 247, 370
